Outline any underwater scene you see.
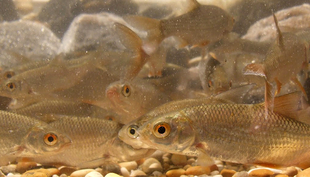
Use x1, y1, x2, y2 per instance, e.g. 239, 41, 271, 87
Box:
1, 0, 310, 176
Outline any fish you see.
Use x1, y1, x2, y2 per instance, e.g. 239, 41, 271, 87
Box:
124, 0, 234, 54
244, 13, 309, 115
0, 111, 71, 166
119, 93, 310, 169
31, 116, 154, 168
106, 78, 171, 124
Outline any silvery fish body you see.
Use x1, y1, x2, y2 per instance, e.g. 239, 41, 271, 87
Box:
121, 98, 310, 168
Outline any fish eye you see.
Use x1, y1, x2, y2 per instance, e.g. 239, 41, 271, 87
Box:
127, 125, 139, 138
6, 82, 16, 91
121, 85, 131, 97
153, 122, 171, 138
44, 133, 58, 146
4, 71, 15, 79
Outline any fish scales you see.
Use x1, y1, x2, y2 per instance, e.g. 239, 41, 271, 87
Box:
161, 5, 233, 44
179, 103, 310, 166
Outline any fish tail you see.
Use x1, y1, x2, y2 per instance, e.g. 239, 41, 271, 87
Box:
114, 23, 150, 81
124, 15, 163, 54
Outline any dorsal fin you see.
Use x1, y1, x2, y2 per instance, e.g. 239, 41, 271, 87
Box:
272, 12, 284, 50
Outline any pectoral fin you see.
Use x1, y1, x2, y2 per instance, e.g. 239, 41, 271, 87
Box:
195, 142, 215, 166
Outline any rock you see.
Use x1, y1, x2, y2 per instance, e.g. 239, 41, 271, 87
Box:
211, 171, 220, 175
275, 175, 288, 177
1, 164, 17, 174
282, 166, 299, 177
141, 158, 163, 174
242, 4, 310, 42
233, 171, 249, 177
187, 158, 196, 165
221, 169, 236, 177
21, 169, 59, 177
0, 21, 60, 69
185, 166, 211, 176
70, 169, 95, 177
104, 173, 122, 177
152, 171, 163, 177
130, 170, 146, 176
210, 164, 219, 172
297, 167, 310, 177
171, 154, 187, 166
59, 13, 128, 54
120, 167, 129, 177
249, 169, 274, 177
85, 171, 103, 177
58, 167, 76, 176
150, 150, 165, 161
118, 161, 137, 171
166, 169, 186, 177
183, 165, 191, 171
7, 173, 21, 177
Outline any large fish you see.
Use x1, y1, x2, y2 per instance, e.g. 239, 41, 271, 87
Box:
124, 0, 234, 53
31, 116, 154, 168
0, 111, 71, 166
119, 93, 310, 169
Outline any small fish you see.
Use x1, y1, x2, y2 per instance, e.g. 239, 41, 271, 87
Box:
32, 116, 154, 168
106, 79, 171, 124
244, 13, 309, 114
124, 0, 234, 53
0, 111, 71, 166
120, 93, 310, 169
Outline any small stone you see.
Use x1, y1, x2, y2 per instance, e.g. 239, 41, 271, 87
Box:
130, 170, 146, 176
118, 161, 137, 171
70, 169, 95, 177
151, 150, 166, 161
275, 175, 288, 177
16, 161, 37, 173
58, 167, 76, 176
185, 166, 211, 176
52, 175, 59, 177
187, 158, 196, 165
163, 157, 170, 164
120, 167, 129, 177
221, 169, 236, 177
171, 154, 187, 166
1, 164, 17, 174
163, 163, 170, 171
249, 169, 274, 177
141, 158, 162, 174
85, 171, 103, 177
166, 169, 186, 177
104, 173, 122, 177
282, 166, 299, 177
59, 174, 67, 177
233, 171, 249, 177
210, 164, 219, 172
152, 171, 163, 177
211, 171, 220, 175
297, 168, 310, 177
183, 165, 191, 171
22, 169, 59, 177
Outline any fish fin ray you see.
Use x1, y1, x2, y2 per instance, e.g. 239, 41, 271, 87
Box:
114, 23, 142, 53
273, 92, 304, 120
195, 142, 215, 166
291, 77, 308, 101
272, 12, 285, 50
214, 84, 255, 104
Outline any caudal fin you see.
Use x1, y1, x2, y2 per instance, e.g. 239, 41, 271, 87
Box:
124, 15, 163, 54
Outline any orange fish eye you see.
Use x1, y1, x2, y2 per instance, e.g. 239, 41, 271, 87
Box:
6, 82, 16, 91
4, 71, 15, 79
153, 122, 171, 138
44, 133, 58, 146
121, 85, 131, 97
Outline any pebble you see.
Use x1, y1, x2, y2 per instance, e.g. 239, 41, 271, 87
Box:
85, 171, 103, 177
187, 158, 196, 165
120, 167, 129, 177
296, 167, 310, 177
119, 161, 137, 171
220, 169, 236, 177
141, 158, 163, 174
166, 169, 186, 177
130, 170, 146, 176
58, 167, 76, 176
185, 166, 211, 176
211, 171, 220, 175
151, 150, 166, 161
152, 171, 163, 177
171, 154, 188, 166
233, 171, 249, 177
16, 162, 37, 173
1, 164, 17, 174
104, 173, 122, 177
248, 169, 274, 177
7, 173, 21, 177
282, 166, 299, 176
70, 169, 95, 177
183, 165, 191, 171
21, 169, 59, 177
274, 175, 288, 177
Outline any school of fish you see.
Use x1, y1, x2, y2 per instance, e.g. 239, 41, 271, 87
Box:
1, 0, 310, 173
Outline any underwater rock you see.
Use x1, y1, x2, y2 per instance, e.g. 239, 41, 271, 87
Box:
166, 169, 186, 177
38, 0, 138, 38
0, 20, 60, 63
60, 13, 127, 54
242, 4, 310, 42
221, 169, 237, 177
185, 166, 211, 176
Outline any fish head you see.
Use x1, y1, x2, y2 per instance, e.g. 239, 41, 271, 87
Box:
135, 112, 196, 154
0, 79, 31, 98
22, 125, 72, 156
